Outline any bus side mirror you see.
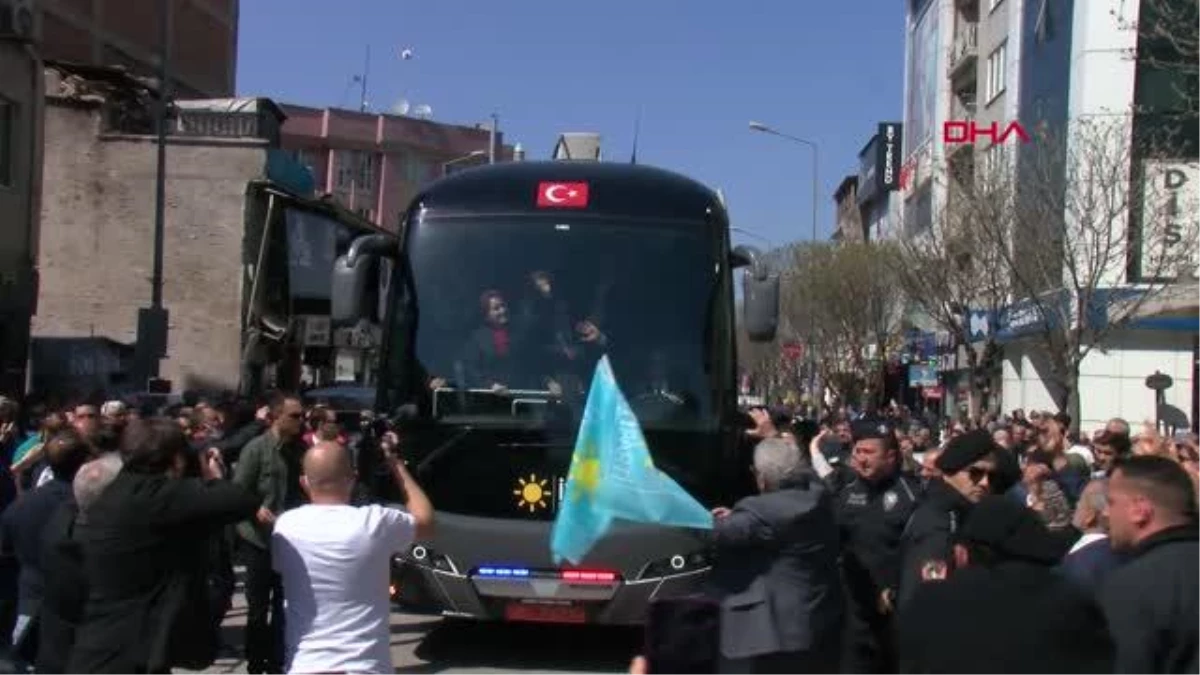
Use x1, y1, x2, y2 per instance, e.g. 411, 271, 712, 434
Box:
743, 274, 779, 342
732, 245, 779, 342
332, 255, 372, 324
332, 234, 398, 324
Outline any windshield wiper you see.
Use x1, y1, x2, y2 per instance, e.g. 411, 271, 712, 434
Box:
415, 425, 475, 478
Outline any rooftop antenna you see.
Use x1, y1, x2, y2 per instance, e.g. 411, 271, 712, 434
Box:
352, 45, 371, 112
630, 107, 642, 164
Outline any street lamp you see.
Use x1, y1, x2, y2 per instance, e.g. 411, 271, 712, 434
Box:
749, 120, 822, 408
748, 121, 820, 244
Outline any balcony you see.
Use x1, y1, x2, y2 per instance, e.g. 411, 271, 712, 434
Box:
955, 0, 980, 21
950, 93, 977, 122
948, 23, 979, 84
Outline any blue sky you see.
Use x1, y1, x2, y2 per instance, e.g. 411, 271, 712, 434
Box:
236, 1, 906, 248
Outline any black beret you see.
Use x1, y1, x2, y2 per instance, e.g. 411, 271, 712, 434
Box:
851, 418, 894, 443
936, 429, 998, 474
957, 496, 1068, 565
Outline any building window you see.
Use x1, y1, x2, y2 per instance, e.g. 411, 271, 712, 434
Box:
0, 99, 13, 187
985, 42, 1008, 104
403, 155, 433, 184
1034, 0, 1054, 43
334, 150, 379, 192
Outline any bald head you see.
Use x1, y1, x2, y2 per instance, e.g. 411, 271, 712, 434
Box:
301, 441, 355, 501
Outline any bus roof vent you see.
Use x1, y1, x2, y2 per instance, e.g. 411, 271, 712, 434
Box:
553, 132, 602, 161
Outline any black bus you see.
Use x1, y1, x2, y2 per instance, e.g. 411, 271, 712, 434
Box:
331, 160, 779, 625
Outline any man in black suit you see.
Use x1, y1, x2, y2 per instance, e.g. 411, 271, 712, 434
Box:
708, 437, 844, 673
67, 418, 258, 673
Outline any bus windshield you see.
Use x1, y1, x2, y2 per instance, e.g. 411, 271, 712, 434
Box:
391, 216, 721, 431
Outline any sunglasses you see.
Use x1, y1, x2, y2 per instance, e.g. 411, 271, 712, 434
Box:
966, 466, 994, 485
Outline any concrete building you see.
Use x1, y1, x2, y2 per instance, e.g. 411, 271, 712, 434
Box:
33, 63, 385, 397
897, 0, 1024, 416
280, 105, 512, 232
0, 25, 41, 396
831, 176, 866, 242
553, 132, 602, 161
998, 0, 1199, 431
34, 64, 270, 393
39, 0, 238, 98
856, 123, 902, 241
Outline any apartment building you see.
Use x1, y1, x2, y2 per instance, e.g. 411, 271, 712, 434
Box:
40, 0, 238, 98
1000, 0, 1198, 429
831, 176, 866, 243
280, 105, 512, 232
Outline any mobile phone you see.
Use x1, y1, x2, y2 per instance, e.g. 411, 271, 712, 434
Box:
643, 596, 720, 674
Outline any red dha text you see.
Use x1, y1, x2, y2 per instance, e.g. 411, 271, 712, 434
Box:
943, 120, 1031, 145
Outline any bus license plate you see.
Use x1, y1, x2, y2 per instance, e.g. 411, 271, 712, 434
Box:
505, 602, 586, 624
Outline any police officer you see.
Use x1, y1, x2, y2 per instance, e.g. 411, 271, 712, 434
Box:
897, 429, 997, 611
833, 419, 922, 673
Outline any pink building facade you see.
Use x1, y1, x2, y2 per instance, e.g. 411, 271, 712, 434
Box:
279, 105, 509, 231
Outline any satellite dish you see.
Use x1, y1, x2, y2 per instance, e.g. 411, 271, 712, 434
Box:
393, 100, 411, 115
413, 104, 433, 119
400, 47, 414, 60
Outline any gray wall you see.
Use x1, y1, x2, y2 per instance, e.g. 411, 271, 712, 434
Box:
35, 100, 267, 391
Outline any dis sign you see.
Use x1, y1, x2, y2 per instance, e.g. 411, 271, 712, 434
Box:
943, 121, 1030, 146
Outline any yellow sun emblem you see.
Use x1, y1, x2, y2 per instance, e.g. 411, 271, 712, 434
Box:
514, 474, 549, 513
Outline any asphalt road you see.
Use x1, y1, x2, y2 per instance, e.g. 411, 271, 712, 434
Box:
188, 592, 640, 674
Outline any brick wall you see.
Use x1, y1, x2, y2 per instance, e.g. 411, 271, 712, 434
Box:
40, 0, 238, 98
34, 100, 266, 391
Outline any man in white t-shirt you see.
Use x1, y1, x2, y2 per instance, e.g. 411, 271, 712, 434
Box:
272, 440, 434, 674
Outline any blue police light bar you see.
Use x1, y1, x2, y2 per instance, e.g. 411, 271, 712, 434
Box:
476, 567, 531, 577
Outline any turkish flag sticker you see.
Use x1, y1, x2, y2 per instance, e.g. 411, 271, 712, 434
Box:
536, 182, 589, 208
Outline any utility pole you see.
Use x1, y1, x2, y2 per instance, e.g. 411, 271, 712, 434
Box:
136, 0, 172, 385
488, 113, 498, 164
359, 45, 371, 112
151, 0, 170, 311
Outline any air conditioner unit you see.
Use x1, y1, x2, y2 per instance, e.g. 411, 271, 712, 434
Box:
0, 0, 36, 42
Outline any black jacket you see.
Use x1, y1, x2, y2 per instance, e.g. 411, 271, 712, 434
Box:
898, 561, 1114, 673
1099, 526, 1199, 674
833, 470, 923, 610
1, 479, 74, 617
897, 479, 973, 611
34, 500, 85, 674
66, 471, 258, 673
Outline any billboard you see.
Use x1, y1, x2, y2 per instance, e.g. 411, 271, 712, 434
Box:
876, 122, 903, 191
857, 122, 903, 205
1139, 160, 1200, 281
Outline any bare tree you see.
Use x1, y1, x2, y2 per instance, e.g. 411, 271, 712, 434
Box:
891, 150, 1016, 417
971, 115, 1199, 423
1114, 0, 1199, 114
735, 312, 779, 401
781, 241, 906, 409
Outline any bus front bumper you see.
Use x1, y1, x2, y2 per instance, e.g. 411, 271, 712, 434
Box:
389, 554, 710, 626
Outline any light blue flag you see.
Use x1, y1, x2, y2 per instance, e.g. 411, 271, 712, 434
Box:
550, 356, 713, 565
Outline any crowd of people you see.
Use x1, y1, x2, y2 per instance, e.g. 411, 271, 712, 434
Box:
0, 392, 433, 674
661, 405, 1198, 673
3, 387, 1197, 674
